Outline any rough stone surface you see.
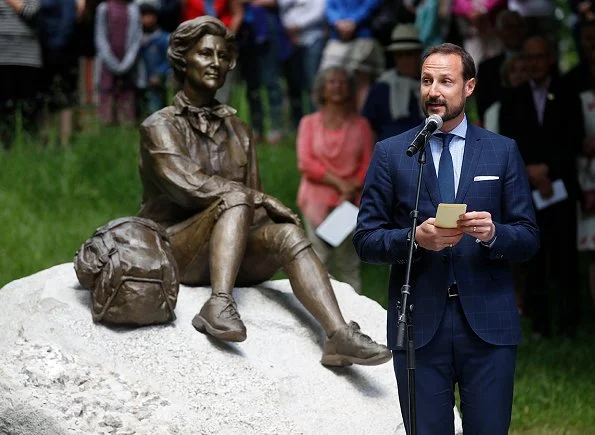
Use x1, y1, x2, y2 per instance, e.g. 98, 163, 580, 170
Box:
0, 264, 462, 434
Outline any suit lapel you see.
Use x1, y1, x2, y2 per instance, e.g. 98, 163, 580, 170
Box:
542, 79, 556, 126
455, 124, 482, 203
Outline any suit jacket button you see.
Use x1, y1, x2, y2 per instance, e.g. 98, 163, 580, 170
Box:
441, 255, 447, 263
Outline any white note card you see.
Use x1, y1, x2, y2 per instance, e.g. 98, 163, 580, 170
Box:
532, 179, 568, 210
315, 201, 359, 247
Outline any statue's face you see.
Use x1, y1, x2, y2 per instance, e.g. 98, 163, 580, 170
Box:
184, 34, 231, 91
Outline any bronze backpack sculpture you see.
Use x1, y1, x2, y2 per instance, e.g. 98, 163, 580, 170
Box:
74, 217, 179, 326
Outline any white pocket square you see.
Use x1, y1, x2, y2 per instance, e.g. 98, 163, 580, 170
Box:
474, 176, 499, 181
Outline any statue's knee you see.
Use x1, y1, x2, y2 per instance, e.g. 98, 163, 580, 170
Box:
222, 190, 255, 211
275, 224, 311, 263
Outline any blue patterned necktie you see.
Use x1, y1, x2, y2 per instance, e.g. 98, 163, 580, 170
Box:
437, 133, 455, 203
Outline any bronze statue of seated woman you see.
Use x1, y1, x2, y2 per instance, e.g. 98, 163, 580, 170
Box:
137, 16, 391, 367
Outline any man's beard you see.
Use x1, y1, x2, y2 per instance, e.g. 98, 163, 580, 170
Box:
423, 98, 465, 122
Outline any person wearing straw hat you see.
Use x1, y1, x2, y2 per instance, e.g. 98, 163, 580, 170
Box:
362, 24, 424, 141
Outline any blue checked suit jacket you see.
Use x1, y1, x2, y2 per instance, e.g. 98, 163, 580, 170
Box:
353, 122, 540, 350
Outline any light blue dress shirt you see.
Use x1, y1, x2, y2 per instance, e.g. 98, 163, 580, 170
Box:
429, 115, 497, 247
429, 115, 467, 197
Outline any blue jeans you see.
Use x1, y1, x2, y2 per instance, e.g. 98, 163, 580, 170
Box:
239, 21, 284, 135
283, 37, 325, 128
145, 86, 166, 116
301, 37, 325, 94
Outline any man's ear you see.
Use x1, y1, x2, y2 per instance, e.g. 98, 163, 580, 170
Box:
465, 78, 476, 96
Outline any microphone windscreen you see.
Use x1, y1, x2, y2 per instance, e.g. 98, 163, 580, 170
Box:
426, 114, 443, 129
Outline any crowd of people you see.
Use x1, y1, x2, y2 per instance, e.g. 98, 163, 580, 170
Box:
1, 0, 594, 338
0, 0, 563, 145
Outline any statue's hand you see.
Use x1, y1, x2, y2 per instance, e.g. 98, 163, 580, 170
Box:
262, 195, 302, 226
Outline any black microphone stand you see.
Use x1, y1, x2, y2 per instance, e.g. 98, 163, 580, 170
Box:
396, 134, 430, 435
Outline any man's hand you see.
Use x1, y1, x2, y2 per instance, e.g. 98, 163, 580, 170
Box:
286, 25, 300, 45
536, 178, 554, 199
76, 0, 85, 18
415, 218, 464, 251
250, 0, 276, 6
335, 19, 356, 41
583, 137, 595, 156
262, 194, 301, 226
149, 75, 161, 87
336, 177, 361, 202
323, 172, 361, 202
526, 163, 553, 197
4, 0, 24, 13
457, 211, 495, 242
526, 163, 549, 186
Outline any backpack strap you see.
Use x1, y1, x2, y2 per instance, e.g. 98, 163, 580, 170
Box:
156, 240, 177, 321
92, 230, 124, 322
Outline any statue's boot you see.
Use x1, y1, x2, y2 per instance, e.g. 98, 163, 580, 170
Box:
321, 321, 392, 367
192, 293, 247, 342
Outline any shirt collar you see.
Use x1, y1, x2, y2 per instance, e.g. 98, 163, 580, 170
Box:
173, 91, 237, 117
529, 77, 551, 91
437, 114, 467, 140
173, 91, 237, 138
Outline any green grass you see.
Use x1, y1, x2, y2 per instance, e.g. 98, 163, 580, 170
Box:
0, 125, 141, 283
1, 125, 594, 433
512, 316, 595, 434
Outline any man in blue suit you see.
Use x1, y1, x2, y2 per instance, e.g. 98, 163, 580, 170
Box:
353, 43, 539, 435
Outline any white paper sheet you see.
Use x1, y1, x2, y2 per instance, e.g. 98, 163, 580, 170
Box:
532, 179, 568, 210
315, 201, 359, 247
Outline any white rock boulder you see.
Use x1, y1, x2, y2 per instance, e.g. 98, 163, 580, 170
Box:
0, 263, 462, 434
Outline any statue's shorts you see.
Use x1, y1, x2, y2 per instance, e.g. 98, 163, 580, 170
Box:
165, 201, 311, 286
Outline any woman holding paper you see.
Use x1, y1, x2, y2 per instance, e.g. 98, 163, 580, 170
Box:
296, 66, 374, 294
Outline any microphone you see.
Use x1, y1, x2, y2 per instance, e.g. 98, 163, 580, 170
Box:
406, 114, 443, 157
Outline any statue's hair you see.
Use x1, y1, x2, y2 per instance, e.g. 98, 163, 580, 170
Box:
167, 16, 237, 83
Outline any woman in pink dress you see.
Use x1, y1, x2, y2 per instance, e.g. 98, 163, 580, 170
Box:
296, 66, 374, 294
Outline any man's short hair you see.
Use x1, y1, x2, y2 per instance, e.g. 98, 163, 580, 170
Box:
139, 2, 159, 16
421, 43, 476, 81
495, 9, 525, 32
